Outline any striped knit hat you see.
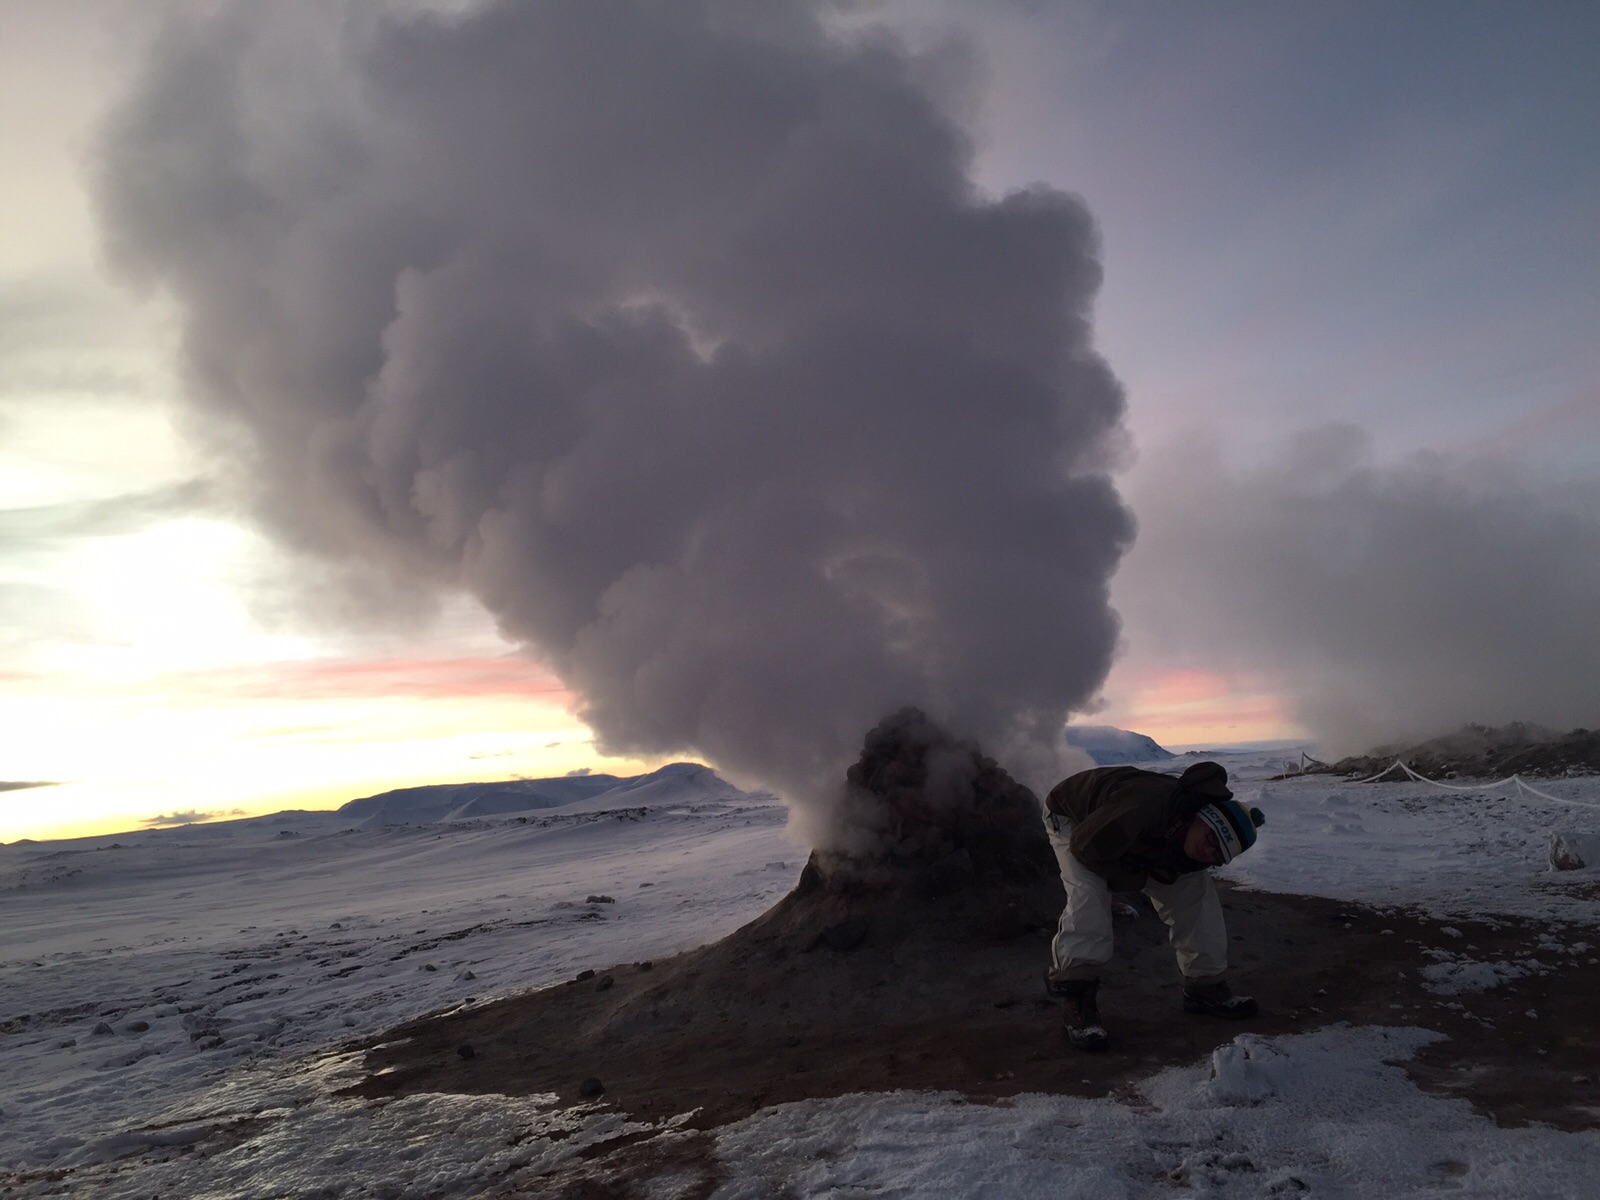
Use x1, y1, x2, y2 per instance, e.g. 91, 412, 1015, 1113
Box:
1194, 799, 1266, 863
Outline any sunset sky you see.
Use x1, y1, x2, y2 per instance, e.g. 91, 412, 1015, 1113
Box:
4, 1, 1596, 842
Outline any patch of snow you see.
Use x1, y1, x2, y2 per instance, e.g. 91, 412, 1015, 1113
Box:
1418, 954, 1544, 996
1212, 755, 1600, 924
710, 1027, 1600, 1199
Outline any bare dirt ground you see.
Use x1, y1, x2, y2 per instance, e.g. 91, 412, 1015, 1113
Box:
350, 882, 1600, 1138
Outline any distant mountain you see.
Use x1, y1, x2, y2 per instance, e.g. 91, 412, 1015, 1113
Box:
547, 763, 751, 814
338, 762, 753, 825
1063, 725, 1174, 765
1317, 723, 1600, 779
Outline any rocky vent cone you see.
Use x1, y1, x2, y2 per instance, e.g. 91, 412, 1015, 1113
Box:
774, 706, 1060, 950
349, 707, 1071, 1126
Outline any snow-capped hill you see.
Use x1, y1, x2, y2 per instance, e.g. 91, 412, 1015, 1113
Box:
1063, 724, 1174, 765
555, 763, 757, 814
443, 775, 627, 819
336, 764, 755, 825
339, 774, 622, 825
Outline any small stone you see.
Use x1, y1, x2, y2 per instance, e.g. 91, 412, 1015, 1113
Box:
460, 969, 477, 981
92, 1021, 115, 1036
457, 1044, 476, 1060
578, 1076, 605, 1098
58, 1038, 77, 1048
595, 975, 614, 992
422, 963, 437, 972
574, 969, 596, 982
636, 960, 654, 972
585, 895, 616, 904
126, 1020, 150, 1033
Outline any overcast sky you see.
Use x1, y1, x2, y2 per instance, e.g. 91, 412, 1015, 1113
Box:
3, 0, 1596, 841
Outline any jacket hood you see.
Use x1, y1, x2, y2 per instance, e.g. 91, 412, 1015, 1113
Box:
1176, 761, 1232, 801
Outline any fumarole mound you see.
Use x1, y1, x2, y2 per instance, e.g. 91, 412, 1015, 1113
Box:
788, 705, 1060, 940
351, 709, 1074, 1120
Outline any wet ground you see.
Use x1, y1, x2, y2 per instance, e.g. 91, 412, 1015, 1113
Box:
351, 882, 1600, 1135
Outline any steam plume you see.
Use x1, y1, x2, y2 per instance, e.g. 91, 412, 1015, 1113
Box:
94, 1, 1132, 841
1119, 426, 1600, 754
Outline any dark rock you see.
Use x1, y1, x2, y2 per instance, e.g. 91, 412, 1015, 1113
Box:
422, 963, 438, 972
457, 1044, 475, 1060
459, 969, 477, 981
1314, 723, 1600, 780
923, 848, 976, 896
578, 1076, 605, 1098
637, 961, 654, 972
91, 1021, 114, 1036
574, 969, 596, 983
595, 975, 615, 992
125, 1020, 150, 1033
813, 918, 871, 953
586, 895, 616, 904
817, 706, 1054, 888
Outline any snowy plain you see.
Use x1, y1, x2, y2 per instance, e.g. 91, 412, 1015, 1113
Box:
3, 752, 1598, 1197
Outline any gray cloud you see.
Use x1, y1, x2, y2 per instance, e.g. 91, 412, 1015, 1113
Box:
0, 276, 159, 400
93, 1, 1133, 841
0, 780, 62, 793
0, 480, 216, 551
141, 808, 245, 826
1117, 426, 1600, 755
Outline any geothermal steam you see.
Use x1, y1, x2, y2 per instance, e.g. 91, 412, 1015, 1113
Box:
1119, 426, 1600, 754
94, 1, 1133, 840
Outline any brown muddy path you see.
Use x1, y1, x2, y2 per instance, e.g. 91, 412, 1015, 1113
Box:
349, 882, 1600, 1134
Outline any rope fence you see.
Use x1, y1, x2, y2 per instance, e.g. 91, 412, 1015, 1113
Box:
1343, 759, 1592, 807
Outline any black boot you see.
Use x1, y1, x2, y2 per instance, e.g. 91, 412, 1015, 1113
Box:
1048, 977, 1109, 1051
1182, 979, 1258, 1019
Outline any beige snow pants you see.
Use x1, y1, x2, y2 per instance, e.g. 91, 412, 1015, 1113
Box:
1044, 813, 1228, 983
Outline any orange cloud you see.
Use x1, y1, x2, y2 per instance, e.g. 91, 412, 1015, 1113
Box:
1093, 665, 1303, 748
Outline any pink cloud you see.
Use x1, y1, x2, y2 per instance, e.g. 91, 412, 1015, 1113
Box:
166, 655, 573, 704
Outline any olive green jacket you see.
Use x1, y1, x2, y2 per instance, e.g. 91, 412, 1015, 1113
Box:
1044, 761, 1233, 890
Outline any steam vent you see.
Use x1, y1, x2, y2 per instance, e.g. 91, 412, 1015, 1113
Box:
351, 708, 1077, 1122
791, 706, 1061, 941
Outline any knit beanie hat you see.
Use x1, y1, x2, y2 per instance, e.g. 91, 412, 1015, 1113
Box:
1194, 799, 1266, 863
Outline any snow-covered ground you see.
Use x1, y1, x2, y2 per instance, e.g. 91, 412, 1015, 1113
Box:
3, 753, 1598, 1197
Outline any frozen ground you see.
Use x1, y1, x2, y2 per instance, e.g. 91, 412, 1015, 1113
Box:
3, 752, 1598, 1197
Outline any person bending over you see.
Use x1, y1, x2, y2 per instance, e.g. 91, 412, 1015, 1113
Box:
1042, 761, 1265, 1051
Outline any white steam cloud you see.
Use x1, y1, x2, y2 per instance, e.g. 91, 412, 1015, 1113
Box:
1118, 426, 1600, 755
93, 1, 1133, 841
